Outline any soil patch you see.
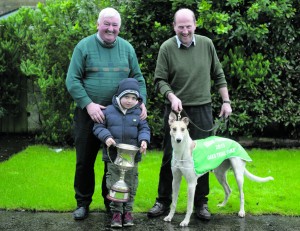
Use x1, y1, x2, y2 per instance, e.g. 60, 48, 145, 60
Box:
0, 133, 35, 162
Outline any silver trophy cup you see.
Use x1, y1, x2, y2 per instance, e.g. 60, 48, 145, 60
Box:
107, 143, 139, 202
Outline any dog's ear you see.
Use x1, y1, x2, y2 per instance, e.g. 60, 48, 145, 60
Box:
169, 112, 177, 125
181, 117, 189, 126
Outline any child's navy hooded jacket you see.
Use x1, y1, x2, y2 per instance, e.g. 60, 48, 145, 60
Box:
93, 95, 150, 163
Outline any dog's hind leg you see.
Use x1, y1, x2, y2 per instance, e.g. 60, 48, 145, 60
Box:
164, 169, 182, 223
234, 171, 245, 217
231, 158, 246, 217
214, 160, 232, 207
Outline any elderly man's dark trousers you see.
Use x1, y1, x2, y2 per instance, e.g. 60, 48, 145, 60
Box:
73, 107, 109, 208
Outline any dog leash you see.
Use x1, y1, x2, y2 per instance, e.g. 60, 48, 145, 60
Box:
178, 109, 229, 135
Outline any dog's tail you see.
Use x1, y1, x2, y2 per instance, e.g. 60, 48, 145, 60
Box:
244, 169, 274, 182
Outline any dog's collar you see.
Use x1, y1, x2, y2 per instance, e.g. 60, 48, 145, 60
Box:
172, 157, 194, 170
173, 157, 189, 162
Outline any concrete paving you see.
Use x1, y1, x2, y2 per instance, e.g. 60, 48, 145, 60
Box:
1, 210, 299, 231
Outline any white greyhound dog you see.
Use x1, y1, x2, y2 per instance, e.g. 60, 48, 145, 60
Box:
164, 112, 274, 226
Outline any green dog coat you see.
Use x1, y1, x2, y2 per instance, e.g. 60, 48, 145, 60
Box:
192, 136, 252, 176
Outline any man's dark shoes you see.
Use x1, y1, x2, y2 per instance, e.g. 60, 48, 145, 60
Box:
73, 206, 89, 220
147, 202, 170, 217
195, 204, 211, 220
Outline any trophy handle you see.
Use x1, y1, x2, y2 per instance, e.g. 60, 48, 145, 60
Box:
107, 146, 115, 164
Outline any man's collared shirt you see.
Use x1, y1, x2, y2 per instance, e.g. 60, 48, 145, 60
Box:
175, 35, 196, 48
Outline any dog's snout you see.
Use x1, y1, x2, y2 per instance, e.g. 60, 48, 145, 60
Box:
176, 138, 182, 143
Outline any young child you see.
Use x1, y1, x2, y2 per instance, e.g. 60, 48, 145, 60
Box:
93, 78, 150, 228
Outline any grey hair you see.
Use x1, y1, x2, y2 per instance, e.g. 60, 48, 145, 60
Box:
98, 7, 121, 26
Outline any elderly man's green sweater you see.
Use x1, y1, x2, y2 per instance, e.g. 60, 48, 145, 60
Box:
66, 34, 146, 109
155, 35, 227, 106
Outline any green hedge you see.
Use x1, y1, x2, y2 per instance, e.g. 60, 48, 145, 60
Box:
0, 0, 299, 146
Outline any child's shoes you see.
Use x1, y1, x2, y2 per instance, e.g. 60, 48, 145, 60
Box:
111, 212, 122, 228
123, 211, 134, 227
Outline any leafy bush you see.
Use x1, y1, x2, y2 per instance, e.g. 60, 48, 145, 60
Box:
198, 0, 300, 138
0, 12, 31, 119
0, 0, 299, 145
113, 0, 299, 140
111, 0, 203, 146
19, 0, 106, 144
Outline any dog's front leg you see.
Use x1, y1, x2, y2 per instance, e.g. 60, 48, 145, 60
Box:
164, 170, 182, 222
180, 180, 196, 226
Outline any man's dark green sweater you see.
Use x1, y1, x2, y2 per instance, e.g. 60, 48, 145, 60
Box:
155, 35, 227, 106
66, 34, 146, 109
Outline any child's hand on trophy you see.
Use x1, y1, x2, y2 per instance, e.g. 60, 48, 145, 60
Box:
140, 140, 147, 154
105, 137, 116, 147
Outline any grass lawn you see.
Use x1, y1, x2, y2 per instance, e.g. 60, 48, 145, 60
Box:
0, 145, 299, 216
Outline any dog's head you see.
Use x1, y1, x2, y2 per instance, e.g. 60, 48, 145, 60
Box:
169, 112, 189, 143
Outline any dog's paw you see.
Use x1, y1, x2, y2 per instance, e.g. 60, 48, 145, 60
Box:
238, 210, 245, 218
164, 215, 173, 222
180, 219, 190, 227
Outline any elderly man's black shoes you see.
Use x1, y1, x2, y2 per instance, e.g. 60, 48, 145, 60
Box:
73, 206, 89, 220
